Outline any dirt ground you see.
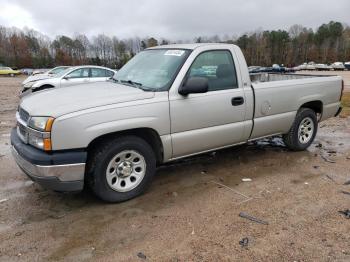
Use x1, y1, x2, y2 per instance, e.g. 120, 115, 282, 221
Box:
0, 75, 350, 262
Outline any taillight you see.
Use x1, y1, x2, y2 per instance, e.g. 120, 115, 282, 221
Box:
340, 80, 344, 101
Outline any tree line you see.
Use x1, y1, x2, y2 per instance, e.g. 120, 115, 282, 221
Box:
0, 21, 349, 69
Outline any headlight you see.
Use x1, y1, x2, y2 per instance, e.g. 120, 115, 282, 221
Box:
27, 116, 54, 151
28, 116, 54, 132
23, 82, 35, 88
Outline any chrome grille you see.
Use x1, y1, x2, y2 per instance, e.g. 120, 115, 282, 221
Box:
19, 107, 30, 123
17, 123, 28, 143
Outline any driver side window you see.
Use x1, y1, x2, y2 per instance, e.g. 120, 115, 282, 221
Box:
188, 50, 238, 91
67, 68, 89, 78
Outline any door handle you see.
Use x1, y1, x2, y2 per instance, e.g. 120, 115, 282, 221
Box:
231, 96, 244, 106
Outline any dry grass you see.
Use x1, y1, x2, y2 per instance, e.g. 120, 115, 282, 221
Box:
341, 91, 350, 117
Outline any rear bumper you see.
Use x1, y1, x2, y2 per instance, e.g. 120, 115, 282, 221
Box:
11, 128, 86, 192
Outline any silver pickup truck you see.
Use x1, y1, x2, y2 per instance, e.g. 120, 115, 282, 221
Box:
11, 43, 344, 202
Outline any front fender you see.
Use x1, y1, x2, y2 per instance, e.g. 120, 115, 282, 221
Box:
51, 99, 170, 151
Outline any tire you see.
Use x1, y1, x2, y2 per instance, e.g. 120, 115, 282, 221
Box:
9, 73, 15, 77
87, 136, 156, 202
282, 108, 318, 151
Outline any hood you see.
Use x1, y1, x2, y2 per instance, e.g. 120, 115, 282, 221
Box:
20, 81, 155, 117
22, 74, 51, 85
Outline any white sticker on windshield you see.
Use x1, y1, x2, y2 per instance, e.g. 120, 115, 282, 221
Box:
164, 50, 185, 56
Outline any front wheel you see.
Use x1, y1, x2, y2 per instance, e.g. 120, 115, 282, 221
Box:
283, 108, 318, 151
87, 136, 156, 202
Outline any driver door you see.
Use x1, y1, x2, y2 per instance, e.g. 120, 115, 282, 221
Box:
60, 68, 90, 87
169, 50, 247, 158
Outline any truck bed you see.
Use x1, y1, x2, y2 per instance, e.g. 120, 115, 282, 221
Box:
250, 73, 332, 83
248, 73, 343, 140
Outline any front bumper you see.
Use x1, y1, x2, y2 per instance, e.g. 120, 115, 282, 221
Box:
11, 128, 86, 192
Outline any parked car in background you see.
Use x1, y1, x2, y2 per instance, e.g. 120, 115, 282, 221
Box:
331, 62, 345, 71
22, 66, 71, 86
306, 62, 316, 70
315, 64, 332, 71
32, 69, 49, 75
0, 66, 21, 77
293, 63, 307, 71
345, 62, 350, 70
271, 64, 286, 73
11, 43, 343, 202
21, 65, 117, 96
21, 68, 34, 75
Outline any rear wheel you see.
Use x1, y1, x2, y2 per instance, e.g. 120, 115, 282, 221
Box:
283, 108, 318, 151
9, 73, 15, 77
87, 136, 156, 202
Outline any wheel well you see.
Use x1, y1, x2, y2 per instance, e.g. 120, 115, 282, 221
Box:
33, 84, 54, 92
300, 100, 323, 115
87, 128, 164, 164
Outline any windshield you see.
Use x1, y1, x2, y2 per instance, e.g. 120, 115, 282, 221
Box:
113, 49, 190, 91
55, 67, 72, 77
49, 66, 69, 75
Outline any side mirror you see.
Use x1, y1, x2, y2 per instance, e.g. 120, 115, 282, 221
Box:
63, 75, 70, 80
178, 77, 208, 96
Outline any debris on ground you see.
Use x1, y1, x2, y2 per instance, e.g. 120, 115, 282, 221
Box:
304, 182, 309, 185
239, 212, 269, 225
201, 170, 207, 175
338, 209, 350, 219
321, 155, 336, 163
325, 174, 337, 183
242, 178, 252, 182
0, 198, 8, 204
239, 237, 249, 248
344, 180, 350, 185
137, 252, 147, 260
211, 181, 250, 199
15, 231, 23, 237
341, 191, 350, 196
313, 165, 319, 169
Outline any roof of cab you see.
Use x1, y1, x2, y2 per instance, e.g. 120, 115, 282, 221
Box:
147, 43, 235, 50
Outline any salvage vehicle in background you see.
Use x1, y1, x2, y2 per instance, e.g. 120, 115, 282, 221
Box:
345, 62, 350, 70
331, 62, 345, 71
21, 65, 116, 96
11, 43, 344, 202
315, 64, 332, 71
22, 66, 71, 86
0, 66, 21, 77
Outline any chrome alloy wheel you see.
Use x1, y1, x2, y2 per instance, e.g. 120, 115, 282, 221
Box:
106, 150, 146, 192
298, 117, 314, 144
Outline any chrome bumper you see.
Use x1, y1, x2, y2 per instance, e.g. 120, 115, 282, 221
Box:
11, 146, 85, 182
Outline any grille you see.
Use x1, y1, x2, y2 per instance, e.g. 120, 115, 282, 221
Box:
19, 107, 30, 123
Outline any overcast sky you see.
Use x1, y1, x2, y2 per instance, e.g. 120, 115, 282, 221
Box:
1, 0, 349, 40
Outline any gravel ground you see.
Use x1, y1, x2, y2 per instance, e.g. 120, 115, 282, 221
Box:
0, 75, 350, 262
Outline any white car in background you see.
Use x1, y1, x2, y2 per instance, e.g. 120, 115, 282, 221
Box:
315, 64, 332, 71
306, 62, 316, 70
22, 66, 70, 86
331, 62, 345, 71
21, 65, 117, 97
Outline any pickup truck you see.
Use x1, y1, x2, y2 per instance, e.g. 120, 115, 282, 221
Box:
11, 43, 344, 202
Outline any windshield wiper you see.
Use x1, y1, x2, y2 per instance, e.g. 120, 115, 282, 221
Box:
115, 79, 153, 91
120, 79, 143, 87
